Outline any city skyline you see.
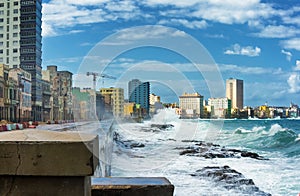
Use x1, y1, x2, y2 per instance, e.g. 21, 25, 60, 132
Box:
41, 0, 300, 106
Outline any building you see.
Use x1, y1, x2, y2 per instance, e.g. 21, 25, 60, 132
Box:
0, 0, 43, 120
100, 87, 124, 118
208, 97, 231, 118
42, 66, 73, 121
128, 79, 150, 116
41, 79, 51, 122
226, 78, 243, 110
149, 93, 163, 115
8, 68, 31, 122
179, 92, 203, 118
150, 93, 160, 105
0, 64, 9, 120
72, 87, 93, 121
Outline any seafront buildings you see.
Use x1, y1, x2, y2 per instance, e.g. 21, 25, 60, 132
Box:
208, 97, 231, 118
0, 0, 43, 121
179, 92, 204, 118
128, 79, 150, 117
226, 78, 244, 110
100, 87, 124, 118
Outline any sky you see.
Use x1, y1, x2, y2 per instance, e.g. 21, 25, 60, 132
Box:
41, 0, 300, 107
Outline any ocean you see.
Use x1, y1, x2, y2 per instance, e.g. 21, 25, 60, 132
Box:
111, 109, 300, 196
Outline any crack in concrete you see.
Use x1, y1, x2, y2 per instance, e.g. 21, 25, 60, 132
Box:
5, 142, 22, 196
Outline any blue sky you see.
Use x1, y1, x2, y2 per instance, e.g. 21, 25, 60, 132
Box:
41, 0, 300, 107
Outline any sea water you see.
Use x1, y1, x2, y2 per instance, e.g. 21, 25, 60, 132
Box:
111, 109, 300, 195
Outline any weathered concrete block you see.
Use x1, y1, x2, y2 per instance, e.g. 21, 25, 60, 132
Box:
0, 130, 99, 176
91, 177, 175, 196
0, 176, 91, 196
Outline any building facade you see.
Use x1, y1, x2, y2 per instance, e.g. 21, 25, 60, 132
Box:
128, 79, 150, 116
9, 68, 31, 122
226, 78, 243, 110
179, 92, 203, 118
42, 66, 73, 121
0, 0, 43, 121
208, 97, 231, 118
100, 87, 124, 118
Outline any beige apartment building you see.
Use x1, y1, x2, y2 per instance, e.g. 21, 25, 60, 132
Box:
226, 78, 244, 109
100, 87, 124, 118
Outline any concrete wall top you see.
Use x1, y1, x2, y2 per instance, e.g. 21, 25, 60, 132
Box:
0, 130, 99, 176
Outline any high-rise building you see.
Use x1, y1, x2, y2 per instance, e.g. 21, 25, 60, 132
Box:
179, 92, 203, 118
0, 0, 43, 120
128, 79, 150, 116
226, 78, 243, 109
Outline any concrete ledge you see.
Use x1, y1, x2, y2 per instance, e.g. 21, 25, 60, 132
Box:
92, 177, 174, 196
0, 176, 90, 196
0, 130, 99, 176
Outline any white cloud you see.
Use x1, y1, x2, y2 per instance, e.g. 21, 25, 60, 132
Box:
114, 26, 187, 41
281, 38, 300, 51
294, 60, 300, 71
281, 49, 292, 61
224, 44, 261, 57
158, 0, 276, 25
42, 0, 284, 37
220, 64, 265, 74
287, 73, 300, 93
42, 0, 141, 37
254, 25, 300, 38
158, 19, 208, 29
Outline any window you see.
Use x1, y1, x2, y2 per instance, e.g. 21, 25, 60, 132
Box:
13, 65, 17, 68
0, 57, 2, 62
0, 19, 3, 23
13, 48, 17, 53
13, 33, 17, 37
13, 17, 18, 21
13, 9, 18, 14
0, 11, 4, 15
0, 49, 3, 54
14, 2, 18, 6
13, 40, 18, 45
0, 34, 3, 38
13, 57, 18, 61
0, 26, 3, 31
13, 25, 18, 29
0, 3, 4, 7
0, 42, 3, 46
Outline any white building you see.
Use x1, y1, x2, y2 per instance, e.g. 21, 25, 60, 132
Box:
208, 97, 231, 118
179, 92, 203, 118
150, 93, 160, 105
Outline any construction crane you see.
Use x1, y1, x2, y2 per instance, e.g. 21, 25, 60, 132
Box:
86, 72, 116, 90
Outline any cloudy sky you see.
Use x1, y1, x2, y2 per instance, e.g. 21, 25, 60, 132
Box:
42, 0, 300, 106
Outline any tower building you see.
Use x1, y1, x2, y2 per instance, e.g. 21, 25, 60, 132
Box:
226, 78, 243, 109
0, 0, 43, 120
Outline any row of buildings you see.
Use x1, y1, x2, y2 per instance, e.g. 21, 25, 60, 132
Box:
72, 79, 162, 122
0, 64, 73, 123
178, 78, 300, 119
177, 78, 243, 119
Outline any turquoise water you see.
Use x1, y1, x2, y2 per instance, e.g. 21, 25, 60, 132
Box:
214, 119, 300, 158
113, 111, 300, 195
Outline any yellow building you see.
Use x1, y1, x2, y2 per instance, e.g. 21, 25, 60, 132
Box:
100, 87, 124, 118
124, 102, 135, 117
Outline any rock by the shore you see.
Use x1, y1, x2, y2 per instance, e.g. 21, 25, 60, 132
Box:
150, 124, 174, 130
192, 166, 271, 196
178, 140, 268, 160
